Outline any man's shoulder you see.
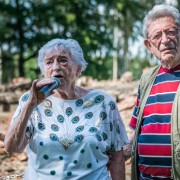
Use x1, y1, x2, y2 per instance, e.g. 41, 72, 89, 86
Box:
142, 65, 160, 77
139, 65, 161, 94
141, 65, 161, 81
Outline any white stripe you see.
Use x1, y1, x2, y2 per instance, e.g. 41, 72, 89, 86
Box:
140, 133, 171, 135
142, 123, 171, 127
154, 79, 180, 85
146, 102, 174, 106
144, 113, 171, 118
139, 163, 172, 168
139, 155, 171, 158
149, 92, 176, 97
138, 143, 171, 146
128, 125, 135, 130
140, 173, 171, 179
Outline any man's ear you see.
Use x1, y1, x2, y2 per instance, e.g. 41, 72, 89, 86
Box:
144, 39, 154, 54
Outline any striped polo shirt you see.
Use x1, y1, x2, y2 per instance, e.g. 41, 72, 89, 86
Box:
129, 65, 180, 179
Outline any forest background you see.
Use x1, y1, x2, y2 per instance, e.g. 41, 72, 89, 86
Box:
1, 0, 179, 84
0, 0, 180, 179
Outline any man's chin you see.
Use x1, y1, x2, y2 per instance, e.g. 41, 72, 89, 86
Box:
161, 54, 175, 61
161, 58, 178, 69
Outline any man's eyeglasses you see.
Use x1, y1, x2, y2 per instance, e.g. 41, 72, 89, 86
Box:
148, 27, 179, 43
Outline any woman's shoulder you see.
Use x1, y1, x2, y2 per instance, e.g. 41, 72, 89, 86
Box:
89, 88, 116, 102
19, 90, 31, 103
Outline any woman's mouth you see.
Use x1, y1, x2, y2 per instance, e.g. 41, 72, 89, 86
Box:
54, 75, 63, 79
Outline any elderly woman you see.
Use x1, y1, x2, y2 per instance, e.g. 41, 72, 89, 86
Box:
4, 39, 129, 180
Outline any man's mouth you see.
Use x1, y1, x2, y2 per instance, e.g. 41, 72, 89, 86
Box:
161, 48, 175, 52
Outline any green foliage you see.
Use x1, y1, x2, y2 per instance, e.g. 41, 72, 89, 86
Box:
0, 0, 171, 83
129, 55, 151, 80
84, 55, 113, 80
25, 59, 39, 80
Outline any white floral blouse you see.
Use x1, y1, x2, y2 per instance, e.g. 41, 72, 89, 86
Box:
11, 89, 129, 180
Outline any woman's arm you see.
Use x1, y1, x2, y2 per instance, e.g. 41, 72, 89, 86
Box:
4, 99, 36, 154
4, 80, 39, 154
4, 78, 58, 154
108, 149, 125, 180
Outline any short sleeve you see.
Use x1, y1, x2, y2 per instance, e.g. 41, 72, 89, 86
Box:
129, 86, 140, 130
10, 92, 34, 139
107, 100, 129, 151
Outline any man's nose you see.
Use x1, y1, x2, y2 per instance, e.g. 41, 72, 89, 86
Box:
161, 32, 170, 44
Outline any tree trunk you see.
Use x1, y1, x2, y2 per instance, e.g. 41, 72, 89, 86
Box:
113, 26, 118, 81
0, 47, 2, 84
16, 0, 25, 77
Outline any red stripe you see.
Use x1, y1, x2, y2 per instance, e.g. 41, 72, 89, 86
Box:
139, 165, 171, 177
158, 65, 180, 73
136, 97, 140, 106
138, 145, 171, 156
150, 82, 180, 95
141, 124, 171, 134
129, 116, 137, 129
143, 103, 172, 116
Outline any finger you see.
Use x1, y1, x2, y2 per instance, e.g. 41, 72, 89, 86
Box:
30, 79, 39, 92
36, 79, 54, 89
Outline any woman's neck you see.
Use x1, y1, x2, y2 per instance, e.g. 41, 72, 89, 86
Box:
53, 86, 89, 100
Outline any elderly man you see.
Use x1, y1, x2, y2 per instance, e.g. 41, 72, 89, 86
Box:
129, 4, 180, 180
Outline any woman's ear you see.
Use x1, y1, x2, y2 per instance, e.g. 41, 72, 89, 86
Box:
144, 39, 154, 54
76, 65, 82, 77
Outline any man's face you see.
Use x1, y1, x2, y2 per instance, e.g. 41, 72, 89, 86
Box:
144, 17, 180, 69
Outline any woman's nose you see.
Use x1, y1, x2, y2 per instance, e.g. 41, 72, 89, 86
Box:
53, 60, 61, 71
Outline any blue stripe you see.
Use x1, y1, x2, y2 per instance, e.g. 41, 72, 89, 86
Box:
142, 115, 171, 125
154, 72, 180, 85
139, 156, 172, 167
138, 135, 171, 144
146, 93, 176, 104
132, 106, 138, 117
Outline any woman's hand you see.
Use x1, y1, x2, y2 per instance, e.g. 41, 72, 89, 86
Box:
28, 78, 55, 106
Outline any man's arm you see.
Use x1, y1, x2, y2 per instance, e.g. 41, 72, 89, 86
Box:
123, 128, 135, 161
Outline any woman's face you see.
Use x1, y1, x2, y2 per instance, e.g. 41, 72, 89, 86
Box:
43, 46, 80, 89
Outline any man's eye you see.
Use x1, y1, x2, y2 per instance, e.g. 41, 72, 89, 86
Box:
167, 30, 176, 36
152, 34, 161, 40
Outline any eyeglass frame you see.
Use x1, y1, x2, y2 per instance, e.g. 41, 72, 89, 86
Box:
147, 27, 180, 43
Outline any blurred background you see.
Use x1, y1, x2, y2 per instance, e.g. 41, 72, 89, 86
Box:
0, 0, 179, 179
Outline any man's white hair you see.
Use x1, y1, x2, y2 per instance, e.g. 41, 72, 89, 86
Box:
143, 4, 180, 38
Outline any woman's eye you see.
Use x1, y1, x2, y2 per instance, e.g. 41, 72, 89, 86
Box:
46, 61, 52, 65
60, 59, 68, 64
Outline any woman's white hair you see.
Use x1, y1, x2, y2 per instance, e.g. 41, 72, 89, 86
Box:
143, 4, 180, 38
37, 38, 88, 74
